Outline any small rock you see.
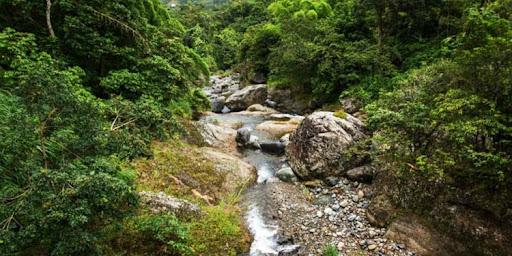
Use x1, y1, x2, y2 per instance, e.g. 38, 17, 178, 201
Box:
340, 200, 349, 208
211, 96, 226, 113
221, 106, 231, 113
276, 167, 298, 182
316, 211, 324, 218
358, 190, 365, 199
325, 176, 339, 187
368, 244, 378, 250
324, 207, 335, 216
260, 141, 286, 155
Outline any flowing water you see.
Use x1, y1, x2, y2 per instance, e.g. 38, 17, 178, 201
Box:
200, 112, 298, 256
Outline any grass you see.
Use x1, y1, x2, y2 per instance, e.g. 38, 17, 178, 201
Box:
322, 244, 340, 256
334, 110, 348, 119
125, 139, 252, 255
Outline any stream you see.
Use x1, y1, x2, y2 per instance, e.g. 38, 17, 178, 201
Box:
200, 112, 299, 256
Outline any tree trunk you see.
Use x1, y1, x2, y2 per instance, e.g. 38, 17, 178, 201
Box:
46, 0, 56, 38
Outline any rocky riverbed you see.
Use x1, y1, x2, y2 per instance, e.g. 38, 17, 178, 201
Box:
200, 75, 417, 256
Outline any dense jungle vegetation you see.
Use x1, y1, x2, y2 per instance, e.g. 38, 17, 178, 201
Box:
0, 0, 510, 255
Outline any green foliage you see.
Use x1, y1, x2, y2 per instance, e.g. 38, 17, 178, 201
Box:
367, 4, 511, 187
0, 0, 211, 253
189, 203, 250, 255
240, 23, 281, 76
136, 214, 193, 255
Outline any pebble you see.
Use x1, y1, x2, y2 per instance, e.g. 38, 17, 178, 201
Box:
340, 200, 349, 207
358, 190, 365, 198
368, 244, 378, 250
316, 211, 323, 218
324, 207, 335, 216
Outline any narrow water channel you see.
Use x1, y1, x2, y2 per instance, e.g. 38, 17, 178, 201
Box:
200, 112, 298, 256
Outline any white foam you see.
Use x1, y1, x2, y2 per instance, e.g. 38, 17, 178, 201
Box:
246, 205, 279, 255
257, 164, 275, 183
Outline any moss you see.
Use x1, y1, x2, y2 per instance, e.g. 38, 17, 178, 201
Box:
132, 140, 226, 203
334, 110, 348, 119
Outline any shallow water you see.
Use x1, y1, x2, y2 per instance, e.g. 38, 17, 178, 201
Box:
200, 111, 296, 256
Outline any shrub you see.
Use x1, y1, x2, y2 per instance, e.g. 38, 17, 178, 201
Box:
322, 244, 339, 256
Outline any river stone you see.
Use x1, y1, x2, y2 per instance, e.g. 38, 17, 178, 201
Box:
341, 97, 362, 114
255, 119, 302, 139
201, 147, 256, 194
286, 112, 366, 180
260, 141, 285, 156
221, 106, 231, 113
346, 165, 375, 183
225, 84, 267, 111
236, 127, 260, 149
211, 96, 225, 113
276, 167, 298, 182
280, 133, 291, 147
196, 122, 237, 153
247, 104, 278, 113
139, 191, 200, 218
325, 176, 339, 187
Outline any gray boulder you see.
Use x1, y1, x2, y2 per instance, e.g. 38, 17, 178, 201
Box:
236, 127, 260, 149
211, 96, 226, 113
225, 84, 267, 111
286, 112, 366, 180
341, 97, 362, 114
346, 165, 375, 183
276, 167, 297, 182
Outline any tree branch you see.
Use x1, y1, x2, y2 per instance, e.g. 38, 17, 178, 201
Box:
46, 0, 56, 38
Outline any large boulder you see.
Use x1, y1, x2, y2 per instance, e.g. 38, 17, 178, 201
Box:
196, 122, 237, 153
139, 191, 201, 218
346, 165, 375, 183
201, 147, 257, 193
268, 87, 318, 114
225, 84, 267, 111
286, 112, 366, 180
